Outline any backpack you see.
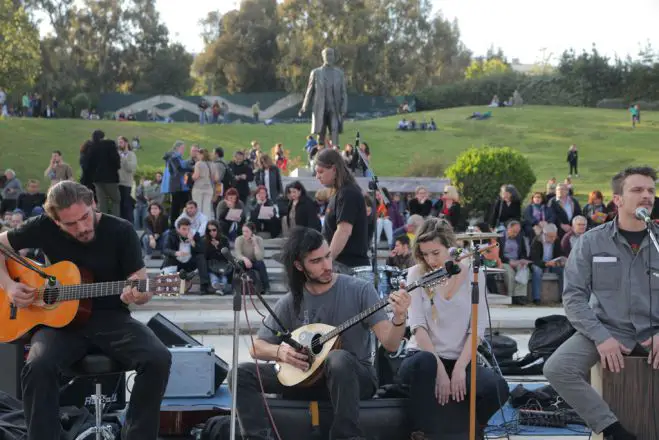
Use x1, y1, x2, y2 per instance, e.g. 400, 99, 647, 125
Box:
528, 314, 575, 358
219, 160, 236, 190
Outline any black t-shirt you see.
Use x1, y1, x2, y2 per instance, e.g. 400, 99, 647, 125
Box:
322, 183, 369, 267
618, 228, 647, 255
7, 214, 144, 311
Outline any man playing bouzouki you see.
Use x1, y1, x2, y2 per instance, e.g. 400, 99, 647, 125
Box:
0, 181, 171, 440
230, 226, 411, 440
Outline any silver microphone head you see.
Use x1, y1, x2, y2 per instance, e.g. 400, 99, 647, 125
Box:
635, 207, 651, 223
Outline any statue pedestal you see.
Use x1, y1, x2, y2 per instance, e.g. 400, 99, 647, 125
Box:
290, 167, 313, 178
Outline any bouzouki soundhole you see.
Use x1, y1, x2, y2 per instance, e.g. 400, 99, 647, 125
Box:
309, 333, 324, 356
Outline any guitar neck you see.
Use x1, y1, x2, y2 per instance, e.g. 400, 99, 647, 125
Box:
317, 278, 424, 346
42, 279, 149, 302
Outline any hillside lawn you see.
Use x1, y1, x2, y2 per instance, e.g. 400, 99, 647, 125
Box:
1, 105, 657, 202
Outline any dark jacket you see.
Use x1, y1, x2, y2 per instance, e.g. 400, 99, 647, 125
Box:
162, 231, 204, 267
229, 161, 254, 201
87, 140, 120, 183
529, 237, 563, 269
287, 195, 321, 232
522, 204, 555, 238
161, 151, 193, 194
548, 197, 582, 233
144, 214, 169, 236
255, 167, 283, 202
489, 199, 522, 229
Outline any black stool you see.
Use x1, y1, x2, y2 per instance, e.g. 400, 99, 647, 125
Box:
63, 353, 126, 440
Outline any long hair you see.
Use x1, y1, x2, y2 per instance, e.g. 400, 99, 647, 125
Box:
281, 226, 325, 314
315, 148, 356, 190
412, 217, 457, 272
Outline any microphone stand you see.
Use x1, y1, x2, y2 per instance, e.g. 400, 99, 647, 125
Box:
355, 144, 385, 295
647, 222, 659, 255
468, 243, 482, 440
229, 267, 254, 440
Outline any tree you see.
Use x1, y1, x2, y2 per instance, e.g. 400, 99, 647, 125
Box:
464, 58, 510, 80
0, 0, 41, 92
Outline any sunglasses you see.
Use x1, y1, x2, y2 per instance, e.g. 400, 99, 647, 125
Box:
208, 228, 217, 232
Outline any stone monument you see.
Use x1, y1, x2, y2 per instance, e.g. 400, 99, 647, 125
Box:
298, 47, 348, 146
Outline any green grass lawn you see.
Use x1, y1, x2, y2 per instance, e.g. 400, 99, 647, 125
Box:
0, 105, 657, 202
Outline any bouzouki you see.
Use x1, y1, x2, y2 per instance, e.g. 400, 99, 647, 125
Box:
0, 258, 184, 343
276, 261, 463, 387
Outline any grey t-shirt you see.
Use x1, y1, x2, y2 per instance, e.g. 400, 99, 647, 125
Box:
257, 274, 388, 365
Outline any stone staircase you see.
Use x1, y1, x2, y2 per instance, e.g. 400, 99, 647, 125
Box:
143, 233, 514, 305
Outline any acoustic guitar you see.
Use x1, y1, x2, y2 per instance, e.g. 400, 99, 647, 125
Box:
276, 263, 459, 387
0, 258, 183, 343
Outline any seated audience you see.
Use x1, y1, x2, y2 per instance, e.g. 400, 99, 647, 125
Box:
216, 188, 245, 238
16, 179, 46, 217
142, 202, 169, 256
175, 200, 208, 237
529, 223, 565, 304
234, 222, 270, 294
162, 217, 216, 295
248, 186, 281, 238
434, 185, 464, 231
522, 192, 555, 240
548, 183, 582, 237
499, 220, 531, 305
385, 234, 415, 270
560, 215, 587, 257
398, 218, 509, 440
284, 180, 321, 233
204, 220, 232, 293
408, 186, 433, 217
582, 190, 609, 229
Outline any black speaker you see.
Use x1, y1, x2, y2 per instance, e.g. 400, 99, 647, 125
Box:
146, 313, 229, 386
0, 342, 28, 399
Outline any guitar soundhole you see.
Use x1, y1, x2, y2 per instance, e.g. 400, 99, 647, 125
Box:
43, 288, 60, 305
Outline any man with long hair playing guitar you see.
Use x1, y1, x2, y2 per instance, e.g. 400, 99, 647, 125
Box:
231, 226, 411, 440
0, 181, 172, 440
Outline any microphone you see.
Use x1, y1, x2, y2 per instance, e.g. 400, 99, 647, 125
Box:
220, 247, 247, 272
635, 207, 651, 224
355, 130, 360, 146
448, 247, 465, 259
444, 260, 462, 275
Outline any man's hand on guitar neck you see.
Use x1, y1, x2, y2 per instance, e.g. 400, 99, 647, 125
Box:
6, 281, 36, 308
277, 343, 310, 371
120, 269, 152, 306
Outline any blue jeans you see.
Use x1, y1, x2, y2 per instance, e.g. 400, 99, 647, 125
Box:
209, 273, 227, 287
134, 204, 147, 229
141, 234, 164, 255
531, 265, 564, 301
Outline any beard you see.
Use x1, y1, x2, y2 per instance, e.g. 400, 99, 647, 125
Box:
304, 268, 334, 286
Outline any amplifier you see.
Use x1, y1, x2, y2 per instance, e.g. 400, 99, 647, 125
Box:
164, 346, 216, 398
147, 313, 229, 385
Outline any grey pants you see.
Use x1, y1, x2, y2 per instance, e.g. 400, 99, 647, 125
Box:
94, 182, 120, 217
543, 332, 618, 433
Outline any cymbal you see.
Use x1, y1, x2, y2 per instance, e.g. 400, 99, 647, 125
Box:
455, 232, 501, 241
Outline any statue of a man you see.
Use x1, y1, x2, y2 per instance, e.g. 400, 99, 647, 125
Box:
298, 47, 348, 146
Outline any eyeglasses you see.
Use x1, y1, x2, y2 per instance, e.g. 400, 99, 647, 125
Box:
208, 228, 217, 232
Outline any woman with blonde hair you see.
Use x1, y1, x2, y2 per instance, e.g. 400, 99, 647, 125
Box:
434, 185, 464, 231
397, 217, 509, 440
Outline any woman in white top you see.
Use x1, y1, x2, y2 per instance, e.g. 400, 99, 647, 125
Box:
397, 217, 509, 440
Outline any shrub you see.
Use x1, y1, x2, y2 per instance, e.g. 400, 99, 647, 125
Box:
71, 93, 91, 113
403, 155, 444, 178
135, 164, 163, 182
445, 146, 536, 217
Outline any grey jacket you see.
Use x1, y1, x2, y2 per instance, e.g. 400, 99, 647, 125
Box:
563, 220, 659, 349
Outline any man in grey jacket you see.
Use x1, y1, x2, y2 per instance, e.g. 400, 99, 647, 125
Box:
544, 166, 658, 440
